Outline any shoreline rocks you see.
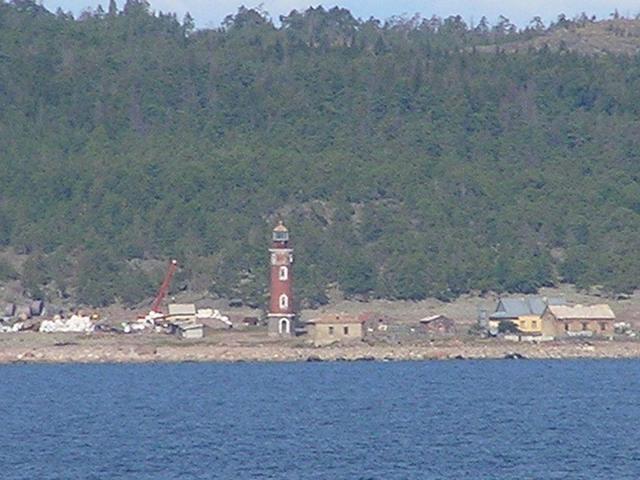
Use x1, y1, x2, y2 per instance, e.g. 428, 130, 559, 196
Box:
1, 338, 640, 365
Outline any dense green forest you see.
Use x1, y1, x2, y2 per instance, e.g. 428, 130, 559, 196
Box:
1, 0, 640, 307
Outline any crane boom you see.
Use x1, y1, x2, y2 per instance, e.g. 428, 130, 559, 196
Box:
151, 259, 178, 313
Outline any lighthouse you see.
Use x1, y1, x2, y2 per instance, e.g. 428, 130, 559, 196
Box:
267, 221, 295, 336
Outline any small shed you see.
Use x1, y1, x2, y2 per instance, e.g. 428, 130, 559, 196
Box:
242, 316, 260, 327
419, 315, 456, 336
177, 322, 204, 339
167, 304, 197, 322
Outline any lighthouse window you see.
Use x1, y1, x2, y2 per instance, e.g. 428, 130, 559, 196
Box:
279, 294, 288, 309
273, 231, 288, 242
279, 266, 288, 281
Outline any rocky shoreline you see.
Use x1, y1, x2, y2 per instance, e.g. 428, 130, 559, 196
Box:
2, 338, 640, 364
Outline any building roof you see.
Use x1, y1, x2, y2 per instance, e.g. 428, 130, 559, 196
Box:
178, 323, 203, 330
168, 303, 197, 316
307, 313, 363, 324
419, 314, 452, 324
490, 296, 566, 319
273, 221, 288, 232
546, 304, 615, 320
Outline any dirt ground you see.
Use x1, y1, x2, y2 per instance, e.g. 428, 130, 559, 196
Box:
1, 319, 640, 365
2, 285, 640, 364
0, 330, 640, 364
300, 285, 640, 327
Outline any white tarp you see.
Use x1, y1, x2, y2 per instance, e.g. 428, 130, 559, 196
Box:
39, 315, 94, 333
0, 322, 24, 333
196, 308, 232, 327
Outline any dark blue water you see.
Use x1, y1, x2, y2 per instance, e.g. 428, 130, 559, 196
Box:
1, 360, 639, 479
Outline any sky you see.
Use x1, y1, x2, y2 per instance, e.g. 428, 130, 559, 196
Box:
41, 0, 640, 29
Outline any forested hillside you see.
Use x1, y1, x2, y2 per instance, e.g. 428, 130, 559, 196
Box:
2, 0, 640, 307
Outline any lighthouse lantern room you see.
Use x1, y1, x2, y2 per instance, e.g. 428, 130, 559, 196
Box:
267, 221, 295, 336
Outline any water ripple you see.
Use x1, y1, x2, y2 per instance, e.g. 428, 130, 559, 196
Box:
0, 360, 639, 479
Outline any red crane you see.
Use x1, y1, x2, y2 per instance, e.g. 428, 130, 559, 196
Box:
151, 259, 178, 313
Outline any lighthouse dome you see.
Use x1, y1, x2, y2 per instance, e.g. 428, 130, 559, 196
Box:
273, 221, 288, 233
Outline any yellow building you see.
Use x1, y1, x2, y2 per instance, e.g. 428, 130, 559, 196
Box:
513, 315, 542, 334
489, 297, 566, 336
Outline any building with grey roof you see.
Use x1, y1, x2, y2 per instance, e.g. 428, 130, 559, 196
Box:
490, 297, 566, 320
489, 296, 566, 336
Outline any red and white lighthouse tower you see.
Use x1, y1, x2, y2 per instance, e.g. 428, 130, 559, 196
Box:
267, 221, 295, 336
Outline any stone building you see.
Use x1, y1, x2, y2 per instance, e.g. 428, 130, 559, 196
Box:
306, 313, 364, 346
541, 304, 616, 337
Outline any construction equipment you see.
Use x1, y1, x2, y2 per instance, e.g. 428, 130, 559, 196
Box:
127, 259, 178, 332
151, 259, 178, 314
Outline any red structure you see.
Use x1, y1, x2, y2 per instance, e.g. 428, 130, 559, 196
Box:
151, 259, 178, 313
267, 221, 295, 336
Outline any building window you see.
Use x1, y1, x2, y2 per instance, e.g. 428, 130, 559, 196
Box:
279, 266, 288, 281
328, 326, 334, 335
582, 322, 588, 331
279, 294, 288, 309
343, 326, 349, 335
531, 320, 537, 329
600, 322, 607, 331
565, 323, 569, 332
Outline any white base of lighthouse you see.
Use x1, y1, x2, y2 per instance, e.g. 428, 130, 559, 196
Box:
267, 313, 296, 337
